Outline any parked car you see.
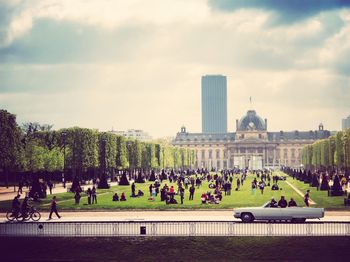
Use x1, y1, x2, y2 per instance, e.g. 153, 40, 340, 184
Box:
234, 201, 324, 223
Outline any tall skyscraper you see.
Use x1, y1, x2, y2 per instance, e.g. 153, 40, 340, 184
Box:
201, 75, 227, 133
342, 115, 350, 130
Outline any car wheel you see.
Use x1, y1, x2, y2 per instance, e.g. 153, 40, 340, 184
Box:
241, 213, 254, 223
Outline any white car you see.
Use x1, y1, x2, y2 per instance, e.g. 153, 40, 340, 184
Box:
234, 201, 324, 223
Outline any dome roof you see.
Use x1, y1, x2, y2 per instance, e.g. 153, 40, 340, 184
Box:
237, 110, 266, 131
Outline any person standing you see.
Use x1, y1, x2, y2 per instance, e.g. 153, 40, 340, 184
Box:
48, 181, 53, 195
87, 188, 92, 205
18, 181, 23, 195
74, 191, 81, 204
189, 185, 195, 200
304, 190, 310, 207
179, 186, 185, 204
48, 196, 61, 219
131, 182, 136, 197
92, 186, 97, 204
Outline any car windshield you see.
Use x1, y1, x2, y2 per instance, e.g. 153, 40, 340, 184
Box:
262, 201, 271, 208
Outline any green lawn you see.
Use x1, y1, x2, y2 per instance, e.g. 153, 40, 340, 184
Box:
1, 172, 349, 211
278, 171, 349, 210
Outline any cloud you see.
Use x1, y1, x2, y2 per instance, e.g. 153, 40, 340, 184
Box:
209, 0, 350, 24
0, 0, 349, 137
0, 0, 209, 47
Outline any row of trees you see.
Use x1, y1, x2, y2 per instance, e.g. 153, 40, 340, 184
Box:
0, 109, 197, 185
301, 129, 350, 172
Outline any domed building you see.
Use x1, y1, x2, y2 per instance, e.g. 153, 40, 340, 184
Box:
173, 109, 331, 170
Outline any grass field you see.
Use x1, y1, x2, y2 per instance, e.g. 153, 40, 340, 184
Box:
1, 171, 349, 211
1, 236, 349, 261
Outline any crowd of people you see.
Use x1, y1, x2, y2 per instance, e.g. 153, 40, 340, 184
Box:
9, 168, 316, 222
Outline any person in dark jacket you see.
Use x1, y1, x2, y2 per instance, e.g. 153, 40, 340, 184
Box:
48, 196, 61, 219
288, 198, 297, 207
12, 195, 21, 216
278, 196, 287, 208
86, 188, 92, 204
189, 185, 195, 200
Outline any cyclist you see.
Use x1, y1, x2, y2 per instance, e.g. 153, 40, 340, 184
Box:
20, 196, 30, 218
11, 194, 21, 217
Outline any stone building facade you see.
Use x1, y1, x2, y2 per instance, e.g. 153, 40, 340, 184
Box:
173, 110, 330, 170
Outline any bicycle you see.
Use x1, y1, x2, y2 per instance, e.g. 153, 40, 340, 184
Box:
16, 206, 41, 222
6, 209, 20, 222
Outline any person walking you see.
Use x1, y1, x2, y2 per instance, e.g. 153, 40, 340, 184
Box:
48, 196, 61, 219
304, 190, 310, 207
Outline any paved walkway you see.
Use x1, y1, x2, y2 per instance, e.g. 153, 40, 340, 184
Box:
0, 181, 121, 202
0, 183, 72, 201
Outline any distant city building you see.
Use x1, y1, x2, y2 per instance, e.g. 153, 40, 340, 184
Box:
342, 115, 350, 130
201, 75, 227, 133
110, 129, 152, 141
173, 110, 331, 169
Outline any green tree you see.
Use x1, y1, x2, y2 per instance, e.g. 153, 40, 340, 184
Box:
328, 136, 336, 169
116, 136, 129, 170
335, 131, 344, 169
0, 110, 23, 186
64, 127, 99, 180
99, 132, 117, 175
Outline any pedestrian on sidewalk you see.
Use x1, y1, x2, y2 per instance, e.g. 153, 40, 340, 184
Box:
48, 196, 61, 219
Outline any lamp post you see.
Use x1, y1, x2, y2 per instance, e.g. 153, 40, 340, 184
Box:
61, 131, 67, 188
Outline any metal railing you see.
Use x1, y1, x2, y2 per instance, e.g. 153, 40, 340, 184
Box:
1, 221, 350, 237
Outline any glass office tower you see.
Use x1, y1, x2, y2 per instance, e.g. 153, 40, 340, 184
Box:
201, 75, 227, 133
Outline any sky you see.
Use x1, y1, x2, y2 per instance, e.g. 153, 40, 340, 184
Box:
0, 0, 350, 138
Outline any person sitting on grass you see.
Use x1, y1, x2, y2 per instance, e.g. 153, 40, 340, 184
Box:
271, 183, 279, 190
112, 193, 119, 201
120, 192, 126, 201
288, 198, 297, 207
137, 189, 144, 197
201, 193, 207, 204
215, 191, 222, 201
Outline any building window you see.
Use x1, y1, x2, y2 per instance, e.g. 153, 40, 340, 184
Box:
217, 160, 221, 169
291, 149, 296, 158
208, 150, 212, 159
223, 150, 227, 158
276, 149, 280, 159
258, 148, 263, 154
284, 148, 288, 158
240, 148, 246, 153
201, 150, 205, 159
216, 149, 220, 159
